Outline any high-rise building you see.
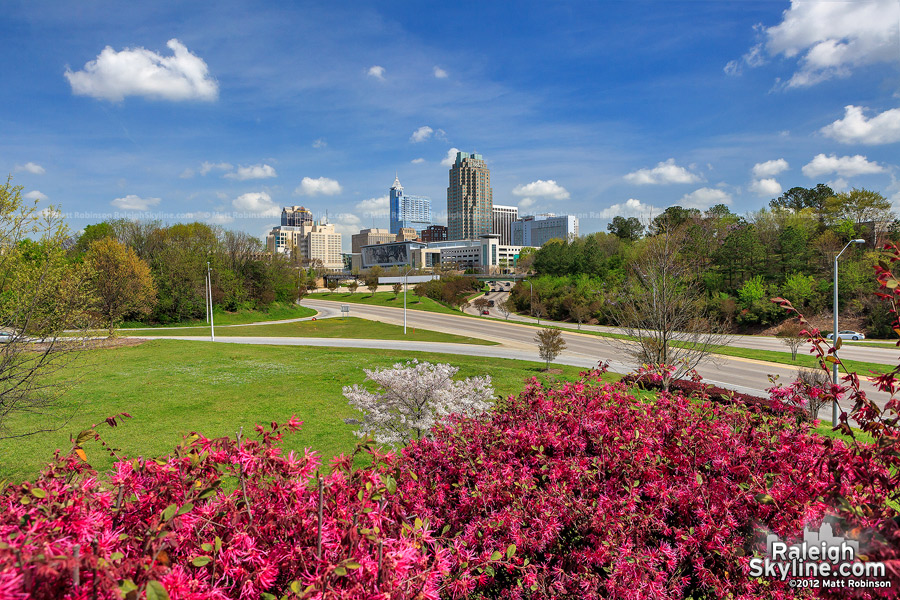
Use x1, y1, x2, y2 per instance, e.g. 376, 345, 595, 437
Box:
447, 151, 493, 240
266, 215, 343, 270
492, 204, 518, 245
281, 205, 313, 227
389, 176, 431, 235
511, 214, 579, 247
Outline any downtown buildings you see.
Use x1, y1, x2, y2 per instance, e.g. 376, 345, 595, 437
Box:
266, 206, 343, 270
389, 176, 431, 235
447, 151, 493, 241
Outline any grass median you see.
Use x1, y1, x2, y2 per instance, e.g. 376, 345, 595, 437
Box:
123, 317, 496, 345
0, 340, 589, 482
311, 291, 464, 316
120, 301, 317, 329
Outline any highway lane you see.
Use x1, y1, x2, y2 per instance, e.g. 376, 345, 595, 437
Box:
302, 297, 894, 419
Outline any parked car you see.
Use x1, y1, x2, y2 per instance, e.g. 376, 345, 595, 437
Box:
0, 332, 12, 343
826, 330, 865, 341
481, 309, 490, 315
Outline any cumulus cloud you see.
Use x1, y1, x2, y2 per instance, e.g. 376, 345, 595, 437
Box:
411, 158, 425, 164
111, 194, 161, 211
410, 126, 433, 143
24, 190, 48, 201
679, 187, 732, 210
232, 191, 279, 217
199, 161, 233, 176
295, 176, 342, 196
207, 213, 234, 225
441, 147, 461, 167
512, 180, 570, 211
624, 158, 701, 185
15, 162, 45, 175
313, 138, 327, 148
65, 39, 218, 102
727, 0, 900, 88
512, 180, 570, 200
433, 66, 448, 78
330, 212, 363, 236
749, 178, 783, 197
821, 105, 900, 145
597, 198, 662, 220
752, 158, 789, 178
828, 178, 850, 192
224, 163, 277, 181
367, 65, 385, 80
355, 195, 389, 217
801, 153, 885, 177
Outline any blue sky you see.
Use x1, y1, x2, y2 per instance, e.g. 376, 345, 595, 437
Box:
3, 0, 899, 250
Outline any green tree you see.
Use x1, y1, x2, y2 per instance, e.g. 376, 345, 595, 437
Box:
84, 238, 158, 335
534, 327, 566, 369
0, 177, 95, 438
72, 222, 115, 255
607, 216, 644, 242
348, 279, 359, 294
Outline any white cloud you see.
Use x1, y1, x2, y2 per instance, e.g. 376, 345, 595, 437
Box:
232, 191, 279, 217
179, 168, 195, 179
801, 153, 885, 177
330, 212, 363, 236
199, 161, 232, 176
207, 212, 234, 225
511, 180, 570, 200
355, 195, 389, 216
224, 163, 277, 181
367, 65, 385, 80
512, 180, 569, 211
729, 0, 900, 87
65, 39, 218, 102
24, 190, 48, 201
410, 126, 433, 143
624, 158, 701, 185
411, 158, 425, 164
111, 194, 161, 211
15, 162, 45, 175
821, 105, 900, 145
828, 178, 850, 192
313, 138, 327, 148
597, 198, 662, 220
441, 147, 461, 167
294, 176, 342, 196
433, 66, 448, 79
749, 178, 783, 197
752, 158, 789, 178
679, 187, 732, 210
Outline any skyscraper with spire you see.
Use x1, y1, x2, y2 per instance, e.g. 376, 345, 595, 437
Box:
389, 175, 432, 235
447, 151, 493, 240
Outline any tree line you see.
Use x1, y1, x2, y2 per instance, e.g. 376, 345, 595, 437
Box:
514, 185, 895, 335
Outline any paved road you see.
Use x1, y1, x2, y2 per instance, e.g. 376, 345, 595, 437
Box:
300, 297, 895, 421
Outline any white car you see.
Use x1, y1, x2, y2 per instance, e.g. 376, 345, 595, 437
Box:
826, 330, 865, 341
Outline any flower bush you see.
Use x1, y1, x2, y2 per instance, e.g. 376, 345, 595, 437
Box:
0, 416, 447, 599
392, 372, 881, 599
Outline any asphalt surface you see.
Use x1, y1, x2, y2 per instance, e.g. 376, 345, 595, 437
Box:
300, 297, 895, 421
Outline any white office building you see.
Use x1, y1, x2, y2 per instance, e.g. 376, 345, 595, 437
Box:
511, 214, 579, 247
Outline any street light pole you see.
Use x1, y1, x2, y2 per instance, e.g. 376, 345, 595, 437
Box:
207, 262, 215, 342
831, 238, 864, 424
403, 265, 414, 335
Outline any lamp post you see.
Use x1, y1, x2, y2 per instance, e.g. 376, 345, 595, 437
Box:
831, 238, 864, 424
207, 262, 215, 342
527, 280, 533, 319
403, 265, 415, 335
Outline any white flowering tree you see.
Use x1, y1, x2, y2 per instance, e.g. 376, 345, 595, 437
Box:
343, 360, 494, 445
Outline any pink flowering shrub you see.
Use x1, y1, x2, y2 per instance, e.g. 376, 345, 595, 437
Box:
392, 372, 880, 599
0, 416, 447, 599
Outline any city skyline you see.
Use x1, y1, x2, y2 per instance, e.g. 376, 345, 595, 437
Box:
2, 1, 899, 253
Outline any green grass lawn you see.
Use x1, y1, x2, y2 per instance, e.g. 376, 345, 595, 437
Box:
313, 291, 464, 316
0, 340, 590, 482
122, 317, 495, 345
119, 302, 317, 329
